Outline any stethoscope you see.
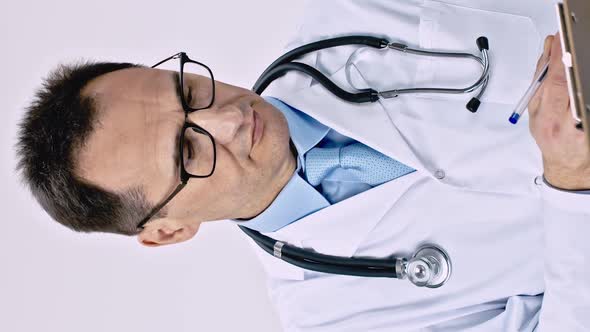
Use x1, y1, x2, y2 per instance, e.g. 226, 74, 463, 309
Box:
240, 35, 491, 288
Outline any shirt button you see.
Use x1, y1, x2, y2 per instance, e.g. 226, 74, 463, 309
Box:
434, 169, 446, 180
534, 176, 543, 185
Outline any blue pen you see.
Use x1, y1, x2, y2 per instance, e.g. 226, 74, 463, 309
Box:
509, 61, 550, 124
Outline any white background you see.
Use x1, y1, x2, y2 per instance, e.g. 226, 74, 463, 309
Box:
0, 1, 305, 331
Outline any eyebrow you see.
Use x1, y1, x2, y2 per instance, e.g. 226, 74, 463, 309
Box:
170, 71, 183, 175
171, 71, 183, 104
173, 123, 181, 170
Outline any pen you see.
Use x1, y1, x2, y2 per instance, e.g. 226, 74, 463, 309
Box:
509, 61, 550, 124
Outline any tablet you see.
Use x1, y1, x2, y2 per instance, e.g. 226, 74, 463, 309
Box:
557, 0, 589, 147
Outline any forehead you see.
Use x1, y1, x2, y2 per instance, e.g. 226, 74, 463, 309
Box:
76, 67, 183, 195
83, 67, 180, 110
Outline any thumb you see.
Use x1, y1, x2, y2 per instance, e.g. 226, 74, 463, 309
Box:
528, 35, 554, 115
545, 33, 567, 86
535, 35, 553, 75
542, 33, 570, 112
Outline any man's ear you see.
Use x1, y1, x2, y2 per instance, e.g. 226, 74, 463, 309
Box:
137, 218, 200, 247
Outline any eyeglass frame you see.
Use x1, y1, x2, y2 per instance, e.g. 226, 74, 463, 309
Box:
136, 52, 217, 229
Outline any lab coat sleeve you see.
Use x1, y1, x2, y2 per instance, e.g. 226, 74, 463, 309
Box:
536, 182, 590, 331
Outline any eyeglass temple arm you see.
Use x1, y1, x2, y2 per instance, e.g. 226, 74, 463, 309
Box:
151, 52, 184, 68
137, 182, 187, 228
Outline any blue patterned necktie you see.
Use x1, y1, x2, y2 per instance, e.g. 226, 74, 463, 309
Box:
305, 142, 415, 187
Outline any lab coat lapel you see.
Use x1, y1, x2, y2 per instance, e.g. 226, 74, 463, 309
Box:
270, 171, 425, 258
262, 66, 432, 262
249, 171, 407, 281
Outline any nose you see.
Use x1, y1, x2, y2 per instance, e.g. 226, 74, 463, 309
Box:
186, 104, 250, 145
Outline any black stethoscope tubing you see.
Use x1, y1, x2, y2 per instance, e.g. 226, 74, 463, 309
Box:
253, 35, 387, 103
240, 226, 400, 278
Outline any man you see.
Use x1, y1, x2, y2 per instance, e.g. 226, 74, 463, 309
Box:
16, 1, 590, 331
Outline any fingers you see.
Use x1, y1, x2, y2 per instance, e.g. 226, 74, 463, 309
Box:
530, 33, 579, 154
535, 35, 554, 75
529, 35, 554, 116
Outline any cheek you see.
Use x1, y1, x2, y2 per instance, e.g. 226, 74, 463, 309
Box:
168, 174, 244, 221
213, 148, 250, 190
177, 149, 245, 203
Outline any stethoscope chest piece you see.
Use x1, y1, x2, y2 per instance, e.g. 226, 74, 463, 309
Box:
404, 244, 452, 288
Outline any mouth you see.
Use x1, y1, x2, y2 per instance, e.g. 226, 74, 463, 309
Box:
251, 110, 264, 149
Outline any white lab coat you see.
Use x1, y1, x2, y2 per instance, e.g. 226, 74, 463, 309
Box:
241, 1, 590, 331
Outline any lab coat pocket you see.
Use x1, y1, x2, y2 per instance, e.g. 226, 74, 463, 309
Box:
416, 1, 541, 106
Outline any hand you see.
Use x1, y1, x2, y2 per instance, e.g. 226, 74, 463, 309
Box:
528, 33, 590, 190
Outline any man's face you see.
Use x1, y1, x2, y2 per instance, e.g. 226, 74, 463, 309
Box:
76, 67, 296, 243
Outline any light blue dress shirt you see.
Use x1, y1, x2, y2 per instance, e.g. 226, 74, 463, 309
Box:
231, 97, 377, 232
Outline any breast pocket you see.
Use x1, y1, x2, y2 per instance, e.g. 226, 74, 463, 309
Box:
416, 1, 542, 106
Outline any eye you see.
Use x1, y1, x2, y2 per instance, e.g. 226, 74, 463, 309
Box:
182, 131, 195, 163
183, 138, 194, 160
186, 88, 193, 106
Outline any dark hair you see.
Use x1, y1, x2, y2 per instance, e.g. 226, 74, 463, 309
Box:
16, 61, 152, 235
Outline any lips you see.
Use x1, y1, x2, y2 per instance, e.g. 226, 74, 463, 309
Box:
252, 110, 263, 148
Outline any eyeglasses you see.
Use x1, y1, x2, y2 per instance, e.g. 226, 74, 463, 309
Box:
137, 52, 217, 229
